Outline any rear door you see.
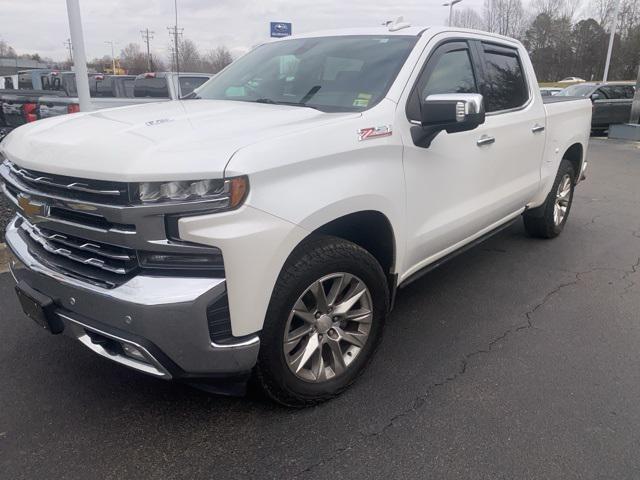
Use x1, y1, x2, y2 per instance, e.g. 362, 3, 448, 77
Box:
598, 85, 632, 125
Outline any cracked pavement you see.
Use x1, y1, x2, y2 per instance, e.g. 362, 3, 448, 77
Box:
1, 139, 639, 479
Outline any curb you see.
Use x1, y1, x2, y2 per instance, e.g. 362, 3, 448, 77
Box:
0, 243, 9, 274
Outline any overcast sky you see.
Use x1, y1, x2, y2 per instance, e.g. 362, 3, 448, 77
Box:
0, 0, 486, 61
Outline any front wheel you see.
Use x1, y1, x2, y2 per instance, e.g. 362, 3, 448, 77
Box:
523, 158, 576, 238
256, 236, 389, 407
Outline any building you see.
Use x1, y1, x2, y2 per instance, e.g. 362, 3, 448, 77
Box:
0, 57, 51, 76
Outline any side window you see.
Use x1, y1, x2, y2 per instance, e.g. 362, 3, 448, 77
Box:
623, 86, 635, 99
600, 86, 621, 99
481, 44, 528, 112
421, 50, 477, 98
595, 88, 608, 99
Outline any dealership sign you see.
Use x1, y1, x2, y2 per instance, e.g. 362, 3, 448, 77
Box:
270, 22, 292, 38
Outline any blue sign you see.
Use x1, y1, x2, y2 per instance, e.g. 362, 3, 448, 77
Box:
270, 22, 292, 38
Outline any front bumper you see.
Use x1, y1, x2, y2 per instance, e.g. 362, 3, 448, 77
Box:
5, 217, 260, 380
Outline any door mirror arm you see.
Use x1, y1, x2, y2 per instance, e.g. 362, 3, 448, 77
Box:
410, 93, 486, 148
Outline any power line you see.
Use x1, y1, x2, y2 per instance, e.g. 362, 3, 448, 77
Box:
140, 28, 154, 71
167, 26, 183, 71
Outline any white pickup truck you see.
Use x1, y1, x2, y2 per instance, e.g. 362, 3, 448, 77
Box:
0, 25, 591, 406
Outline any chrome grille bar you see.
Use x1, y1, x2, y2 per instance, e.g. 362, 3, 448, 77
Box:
7, 161, 123, 196
20, 219, 135, 275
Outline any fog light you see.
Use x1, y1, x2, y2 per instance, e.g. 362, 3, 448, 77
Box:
121, 343, 146, 362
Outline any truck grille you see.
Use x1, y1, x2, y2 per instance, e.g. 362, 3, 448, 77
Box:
17, 218, 139, 288
6, 161, 130, 205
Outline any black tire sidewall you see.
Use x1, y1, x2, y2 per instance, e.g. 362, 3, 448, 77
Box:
546, 159, 576, 236
257, 236, 388, 405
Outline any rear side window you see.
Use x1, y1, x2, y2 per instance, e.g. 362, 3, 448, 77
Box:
91, 77, 115, 98
134, 77, 169, 98
481, 44, 528, 112
18, 74, 33, 89
178, 76, 208, 96
623, 86, 635, 99
121, 78, 135, 97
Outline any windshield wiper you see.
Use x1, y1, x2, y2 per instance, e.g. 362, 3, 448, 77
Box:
254, 97, 323, 111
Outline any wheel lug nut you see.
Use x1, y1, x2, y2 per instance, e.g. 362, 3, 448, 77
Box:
328, 329, 338, 339
315, 312, 321, 319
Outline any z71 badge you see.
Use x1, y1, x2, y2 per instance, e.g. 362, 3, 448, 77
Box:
357, 125, 392, 141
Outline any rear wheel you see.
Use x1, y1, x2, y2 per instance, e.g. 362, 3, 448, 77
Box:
523, 158, 576, 239
256, 236, 388, 407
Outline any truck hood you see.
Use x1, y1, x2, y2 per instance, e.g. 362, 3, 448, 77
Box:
2, 100, 358, 181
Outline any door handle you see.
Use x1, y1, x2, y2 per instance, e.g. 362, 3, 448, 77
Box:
476, 135, 495, 147
531, 124, 545, 133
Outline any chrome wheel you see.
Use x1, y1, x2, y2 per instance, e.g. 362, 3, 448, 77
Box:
554, 173, 572, 226
283, 273, 373, 383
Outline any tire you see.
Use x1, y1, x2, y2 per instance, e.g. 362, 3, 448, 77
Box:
256, 235, 389, 407
523, 158, 576, 239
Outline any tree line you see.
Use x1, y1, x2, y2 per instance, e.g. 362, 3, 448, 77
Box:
0, 37, 233, 76
453, 0, 640, 81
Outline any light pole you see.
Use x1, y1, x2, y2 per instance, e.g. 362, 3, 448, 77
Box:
603, 0, 622, 82
443, 0, 463, 26
105, 41, 116, 74
65, 0, 91, 111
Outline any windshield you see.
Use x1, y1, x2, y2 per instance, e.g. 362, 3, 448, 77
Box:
194, 35, 417, 112
557, 84, 594, 97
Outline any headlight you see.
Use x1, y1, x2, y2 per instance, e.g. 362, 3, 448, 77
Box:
135, 176, 249, 209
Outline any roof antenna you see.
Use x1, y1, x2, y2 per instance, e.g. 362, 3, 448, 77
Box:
387, 16, 411, 32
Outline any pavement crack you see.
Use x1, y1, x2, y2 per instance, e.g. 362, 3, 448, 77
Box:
291, 277, 582, 478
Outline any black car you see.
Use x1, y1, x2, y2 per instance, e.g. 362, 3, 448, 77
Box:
557, 82, 636, 133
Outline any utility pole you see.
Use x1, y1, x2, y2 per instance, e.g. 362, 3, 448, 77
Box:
65, 0, 91, 111
104, 40, 116, 74
140, 28, 154, 71
64, 38, 73, 63
167, 0, 182, 74
603, 0, 622, 82
443, 0, 463, 26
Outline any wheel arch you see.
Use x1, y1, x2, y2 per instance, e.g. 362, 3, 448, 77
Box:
286, 209, 399, 307
563, 142, 583, 181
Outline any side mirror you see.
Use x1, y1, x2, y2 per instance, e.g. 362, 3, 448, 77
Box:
590, 93, 601, 102
411, 93, 485, 148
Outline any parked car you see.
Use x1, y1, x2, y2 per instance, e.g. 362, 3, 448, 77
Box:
558, 77, 586, 83
557, 81, 636, 133
0, 25, 591, 406
133, 71, 212, 98
37, 72, 212, 122
38, 74, 136, 120
540, 87, 562, 96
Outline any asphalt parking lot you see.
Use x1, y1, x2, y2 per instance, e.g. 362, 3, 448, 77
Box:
1, 138, 639, 479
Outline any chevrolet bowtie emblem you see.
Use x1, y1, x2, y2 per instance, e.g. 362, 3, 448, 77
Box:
17, 194, 48, 219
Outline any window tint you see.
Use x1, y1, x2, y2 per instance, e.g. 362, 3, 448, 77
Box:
18, 73, 33, 90
134, 77, 169, 98
121, 78, 135, 97
481, 46, 528, 112
178, 76, 208, 96
623, 86, 635, 99
91, 77, 115, 98
600, 85, 622, 99
421, 50, 477, 99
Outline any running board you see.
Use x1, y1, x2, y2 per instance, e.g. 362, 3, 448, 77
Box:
398, 217, 519, 289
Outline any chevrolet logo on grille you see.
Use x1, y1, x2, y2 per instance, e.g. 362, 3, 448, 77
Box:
17, 194, 48, 220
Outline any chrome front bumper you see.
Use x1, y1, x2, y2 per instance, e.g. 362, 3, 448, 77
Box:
5, 217, 260, 379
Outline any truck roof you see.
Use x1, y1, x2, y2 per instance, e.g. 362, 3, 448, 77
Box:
277, 25, 523, 46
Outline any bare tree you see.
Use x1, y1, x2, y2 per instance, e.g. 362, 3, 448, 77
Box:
119, 43, 148, 74
483, 0, 527, 37
452, 8, 485, 29
202, 46, 233, 73
0, 39, 17, 58
175, 38, 202, 72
